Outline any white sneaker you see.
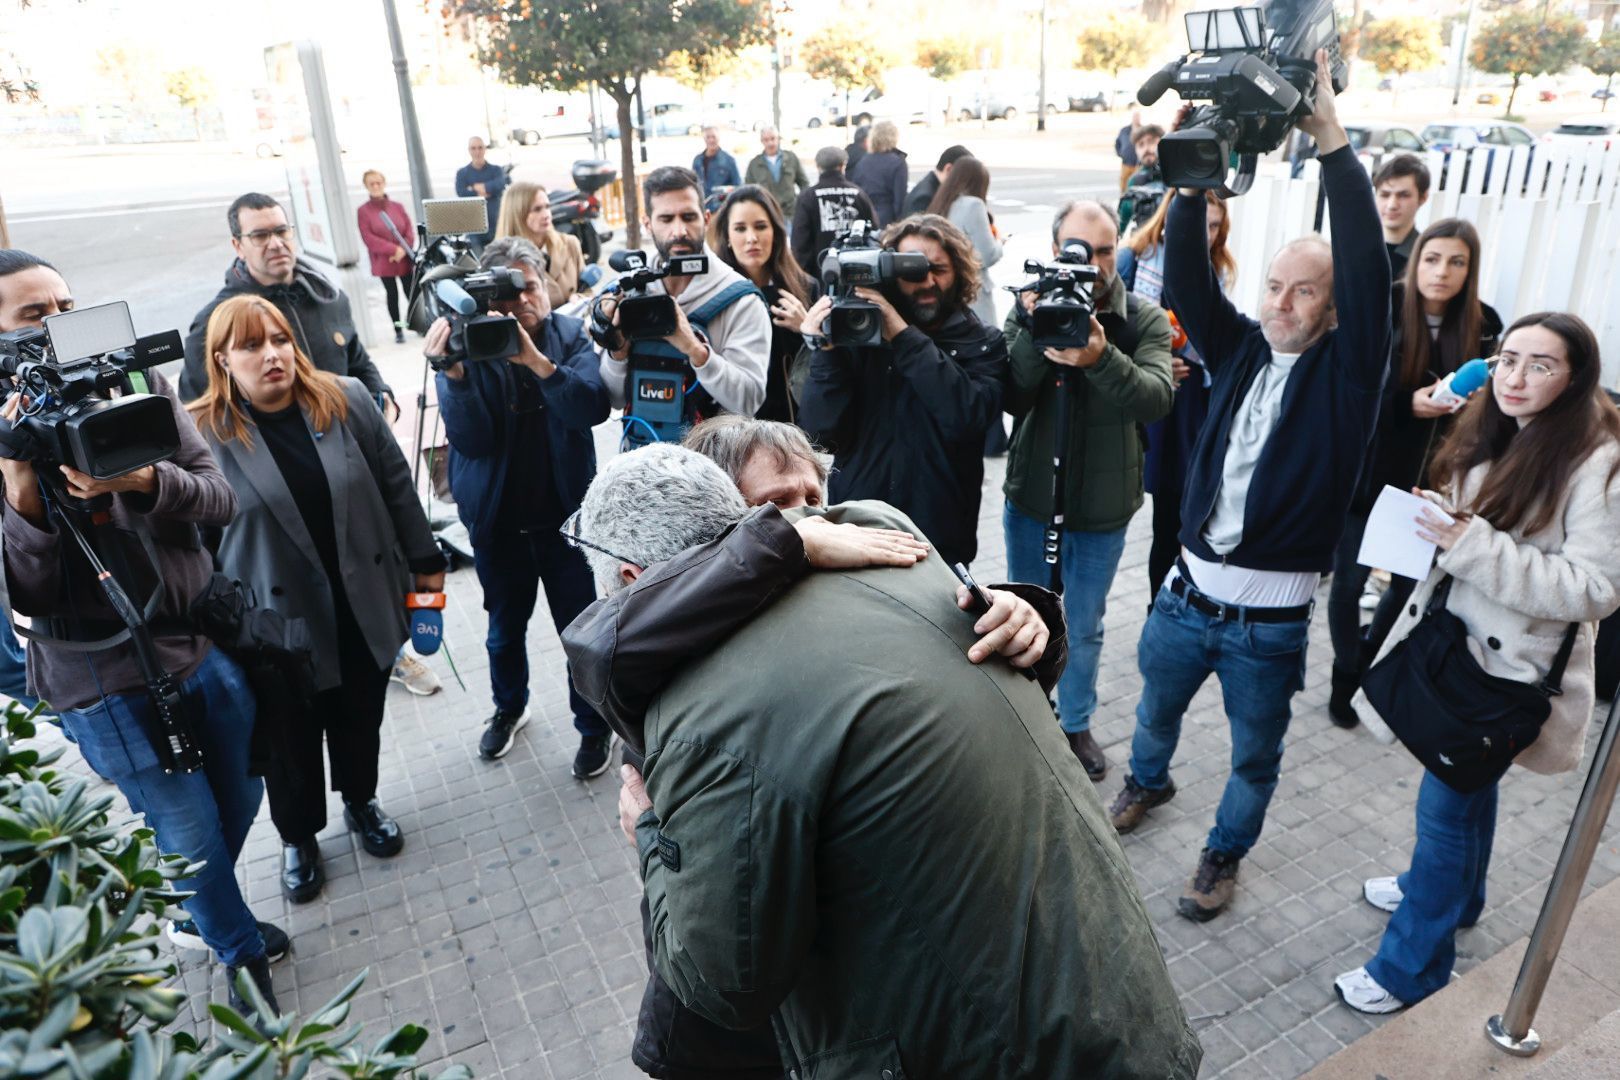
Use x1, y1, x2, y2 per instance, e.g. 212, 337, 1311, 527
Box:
391, 652, 442, 696
1363, 875, 1404, 914
1335, 967, 1406, 1014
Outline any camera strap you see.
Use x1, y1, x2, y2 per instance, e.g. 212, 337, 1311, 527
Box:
12, 519, 170, 653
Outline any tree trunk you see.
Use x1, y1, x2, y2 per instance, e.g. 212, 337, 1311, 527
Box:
611, 89, 641, 249
1606, 74, 1615, 113
1506, 72, 1521, 118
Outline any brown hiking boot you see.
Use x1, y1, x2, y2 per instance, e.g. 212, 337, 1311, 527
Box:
1108, 775, 1176, 833
1066, 730, 1108, 781
1178, 847, 1241, 922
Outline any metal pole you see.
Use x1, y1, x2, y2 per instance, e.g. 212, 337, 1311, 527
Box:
1487, 693, 1620, 1057
382, 0, 434, 217
1451, 0, 1476, 109
1037, 0, 1048, 133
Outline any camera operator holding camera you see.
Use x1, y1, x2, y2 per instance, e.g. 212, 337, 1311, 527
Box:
593, 167, 771, 446
0, 248, 288, 1016
179, 194, 394, 414
425, 237, 615, 776
796, 214, 1007, 569
1110, 50, 1390, 923
1001, 200, 1175, 781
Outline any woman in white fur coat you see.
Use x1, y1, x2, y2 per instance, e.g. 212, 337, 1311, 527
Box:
1335, 311, 1620, 1015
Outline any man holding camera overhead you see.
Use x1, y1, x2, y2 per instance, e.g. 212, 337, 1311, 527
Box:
796, 214, 1008, 570
1110, 51, 1390, 923
0, 248, 288, 1017
593, 166, 771, 445
424, 237, 614, 777
1001, 201, 1174, 782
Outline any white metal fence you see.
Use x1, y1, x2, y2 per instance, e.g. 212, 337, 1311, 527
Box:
1221, 141, 1620, 387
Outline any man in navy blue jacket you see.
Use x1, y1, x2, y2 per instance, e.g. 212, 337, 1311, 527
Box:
1109, 52, 1391, 922
425, 237, 614, 777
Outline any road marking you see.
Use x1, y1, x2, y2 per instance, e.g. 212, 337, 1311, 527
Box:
11, 197, 286, 224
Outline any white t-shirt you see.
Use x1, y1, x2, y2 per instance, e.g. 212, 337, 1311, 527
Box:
1173, 551, 1320, 608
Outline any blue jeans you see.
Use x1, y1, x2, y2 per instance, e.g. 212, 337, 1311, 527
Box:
1367, 771, 1497, 1004
1003, 505, 1129, 734
1128, 584, 1310, 858
59, 649, 265, 966
0, 620, 40, 710
471, 526, 608, 737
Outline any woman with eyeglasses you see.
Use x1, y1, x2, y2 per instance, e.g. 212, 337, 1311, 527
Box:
496, 180, 584, 308
1333, 312, 1620, 1014
1326, 218, 1504, 728
189, 295, 445, 904
708, 185, 817, 424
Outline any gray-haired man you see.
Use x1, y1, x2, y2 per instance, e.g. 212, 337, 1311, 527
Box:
561, 443, 1201, 1078
791, 146, 879, 275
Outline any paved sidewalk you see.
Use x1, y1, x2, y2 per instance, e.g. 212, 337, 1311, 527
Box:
29, 409, 1620, 1078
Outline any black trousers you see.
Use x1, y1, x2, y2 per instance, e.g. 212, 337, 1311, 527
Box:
264, 627, 391, 844
379, 275, 404, 327
1147, 487, 1183, 608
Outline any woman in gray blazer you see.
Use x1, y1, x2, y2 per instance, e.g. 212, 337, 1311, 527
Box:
189, 295, 445, 904
927, 156, 1000, 328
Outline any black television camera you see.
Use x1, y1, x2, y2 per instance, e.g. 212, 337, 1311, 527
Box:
1013, 240, 1102, 350
817, 222, 930, 348
406, 197, 526, 370
0, 301, 182, 500
1137, 0, 1346, 195
591, 249, 710, 343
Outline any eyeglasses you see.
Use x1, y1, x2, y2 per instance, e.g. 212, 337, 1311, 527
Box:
1487, 354, 1564, 384
559, 509, 641, 569
236, 226, 294, 247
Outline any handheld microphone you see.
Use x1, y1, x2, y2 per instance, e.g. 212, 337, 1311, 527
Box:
432, 279, 478, 316
1430, 357, 1491, 410
406, 592, 446, 655
1137, 62, 1181, 107
1166, 309, 1189, 353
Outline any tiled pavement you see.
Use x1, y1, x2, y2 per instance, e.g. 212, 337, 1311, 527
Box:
28, 419, 1620, 1079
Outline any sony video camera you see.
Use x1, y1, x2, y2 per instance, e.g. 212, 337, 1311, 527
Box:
1015, 239, 1102, 350
0, 301, 182, 499
592, 249, 710, 343
1137, 0, 1347, 195
817, 222, 930, 348
407, 197, 526, 370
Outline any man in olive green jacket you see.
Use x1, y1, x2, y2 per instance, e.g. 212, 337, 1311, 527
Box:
743, 126, 812, 221
1002, 199, 1174, 783
568, 445, 1200, 1080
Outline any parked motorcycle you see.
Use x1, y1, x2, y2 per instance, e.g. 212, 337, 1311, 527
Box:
550, 160, 616, 265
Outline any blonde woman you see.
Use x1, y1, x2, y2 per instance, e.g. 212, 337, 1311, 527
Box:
495, 179, 584, 307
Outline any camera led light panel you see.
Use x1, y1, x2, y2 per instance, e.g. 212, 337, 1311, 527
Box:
43, 302, 136, 364
423, 197, 491, 237
1186, 7, 1265, 52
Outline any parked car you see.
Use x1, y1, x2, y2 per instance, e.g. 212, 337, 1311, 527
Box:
510, 101, 594, 145
1068, 90, 1110, 112
602, 103, 701, 139
1377, 77, 1395, 92
1542, 116, 1620, 148
1344, 124, 1428, 157
836, 87, 939, 127
1476, 91, 1501, 106
1538, 89, 1559, 103
1594, 88, 1616, 101
1420, 120, 1536, 152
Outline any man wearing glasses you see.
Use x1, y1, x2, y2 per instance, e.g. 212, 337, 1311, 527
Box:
179, 193, 393, 411
424, 237, 614, 776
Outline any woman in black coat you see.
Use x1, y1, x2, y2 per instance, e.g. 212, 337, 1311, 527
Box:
848, 121, 909, 227
1326, 218, 1504, 727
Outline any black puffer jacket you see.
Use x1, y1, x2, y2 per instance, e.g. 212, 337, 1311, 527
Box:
180, 257, 390, 402
795, 309, 1007, 567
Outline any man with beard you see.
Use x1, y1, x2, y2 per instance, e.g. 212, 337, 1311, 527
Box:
596, 166, 770, 444
796, 214, 1007, 569
1109, 52, 1391, 923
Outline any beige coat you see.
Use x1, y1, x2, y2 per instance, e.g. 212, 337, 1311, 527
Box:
540, 230, 584, 309
1354, 440, 1620, 775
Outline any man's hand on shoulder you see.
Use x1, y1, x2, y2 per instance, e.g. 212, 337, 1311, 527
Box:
794, 515, 929, 569
619, 764, 653, 848
1294, 49, 1347, 156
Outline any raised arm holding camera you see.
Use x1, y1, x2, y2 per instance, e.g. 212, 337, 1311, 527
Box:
1001, 200, 1174, 781
1111, 49, 1391, 923
426, 236, 614, 777
592, 166, 771, 448
0, 250, 289, 1017
795, 214, 1007, 569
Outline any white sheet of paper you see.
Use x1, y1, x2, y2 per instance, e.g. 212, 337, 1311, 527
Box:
1357, 486, 1456, 581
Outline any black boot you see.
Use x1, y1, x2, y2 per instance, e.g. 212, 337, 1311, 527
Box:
1329, 665, 1360, 729
281, 838, 323, 904
226, 952, 281, 1022
344, 798, 404, 857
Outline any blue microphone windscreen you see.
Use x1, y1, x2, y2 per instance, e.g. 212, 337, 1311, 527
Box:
1451, 357, 1491, 397
433, 279, 479, 315
410, 606, 444, 655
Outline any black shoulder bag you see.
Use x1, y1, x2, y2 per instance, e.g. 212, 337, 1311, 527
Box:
1361, 575, 1578, 793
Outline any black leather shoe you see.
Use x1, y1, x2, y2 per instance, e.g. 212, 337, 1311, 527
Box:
226, 952, 281, 1022
280, 838, 323, 904
344, 798, 404, 858
1066, 730, 1109, 781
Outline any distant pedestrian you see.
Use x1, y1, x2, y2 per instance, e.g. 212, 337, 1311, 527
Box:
495, 180, 585, 308
905, 144, 972, 218
848, 121, 908, 227
1116, 110, 1143, 192
927, 156, 1000, 328
355, 170, 413, 344
743, 126, 811, 226
691, 126, 741, 196
791, 145, 879, 276
455, 136, 507, 246
845, 123, 871, 175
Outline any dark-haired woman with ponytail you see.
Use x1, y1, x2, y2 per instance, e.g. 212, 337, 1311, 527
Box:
1334, 311, 1620, 1013
1326, 218, 1504, 728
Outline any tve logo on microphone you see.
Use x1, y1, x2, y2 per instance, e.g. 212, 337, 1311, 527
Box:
406, 592, 447, 655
